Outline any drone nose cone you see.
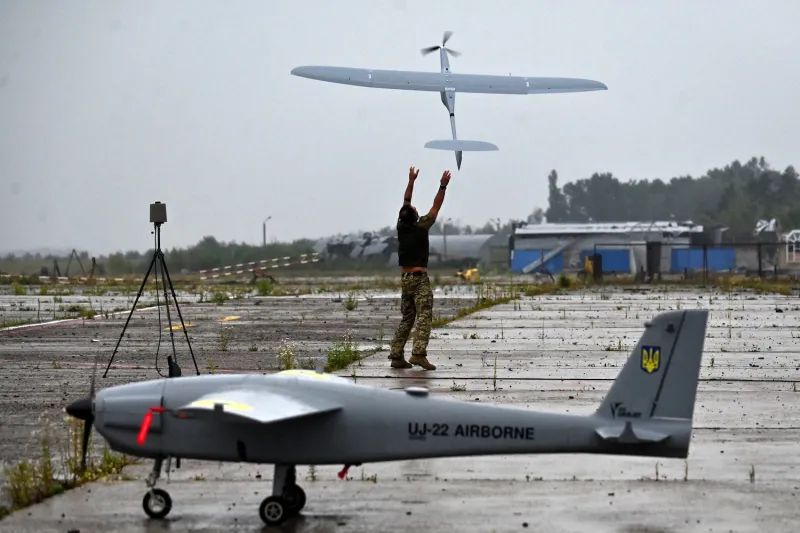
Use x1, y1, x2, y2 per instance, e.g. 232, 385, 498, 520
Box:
66, 396, 93, 422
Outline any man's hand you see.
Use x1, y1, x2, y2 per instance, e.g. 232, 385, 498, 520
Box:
409, 166, 420, 181
440, 170, 451, 186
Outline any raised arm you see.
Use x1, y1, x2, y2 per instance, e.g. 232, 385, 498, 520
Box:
404, 166, 419, 204
426, 170, 452, 220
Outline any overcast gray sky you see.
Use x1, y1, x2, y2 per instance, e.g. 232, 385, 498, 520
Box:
1, 0, 799, 256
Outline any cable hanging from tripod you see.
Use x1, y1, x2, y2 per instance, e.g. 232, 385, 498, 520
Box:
153, 227, 166, 378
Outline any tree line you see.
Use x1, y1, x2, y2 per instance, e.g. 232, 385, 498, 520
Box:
543, 156, 797, 240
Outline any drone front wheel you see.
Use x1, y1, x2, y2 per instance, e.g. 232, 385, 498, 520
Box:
260, 496, 288, 526
142, 488, 172, 519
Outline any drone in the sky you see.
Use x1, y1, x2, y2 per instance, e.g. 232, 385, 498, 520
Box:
291, 31, 608, 169
65, 309, 706, 526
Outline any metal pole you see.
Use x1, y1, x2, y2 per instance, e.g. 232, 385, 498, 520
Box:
262, 216, 271, 247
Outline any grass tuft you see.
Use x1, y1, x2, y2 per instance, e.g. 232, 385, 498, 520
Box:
325, 330, 361, 372
1, 416, 138, 519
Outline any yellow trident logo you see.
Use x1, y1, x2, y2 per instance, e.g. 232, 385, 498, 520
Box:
641, 346, 661, 373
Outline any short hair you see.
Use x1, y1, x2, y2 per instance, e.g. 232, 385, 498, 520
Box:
398, 205, 418, 224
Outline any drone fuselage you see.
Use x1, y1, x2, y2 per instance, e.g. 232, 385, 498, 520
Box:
94, 372, 692, 467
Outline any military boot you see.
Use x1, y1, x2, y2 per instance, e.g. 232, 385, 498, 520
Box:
409, 354, 436, 370
388, 354, 412, 369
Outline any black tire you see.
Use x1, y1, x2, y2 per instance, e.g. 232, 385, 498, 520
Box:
142, 488, 172, 519
259, 496, 288, 526
283, 485, 306, 513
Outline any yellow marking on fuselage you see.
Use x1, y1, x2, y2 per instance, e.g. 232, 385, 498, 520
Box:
217, 316, 241, 322
188, 399, 253, 412
277, 369, 333, 380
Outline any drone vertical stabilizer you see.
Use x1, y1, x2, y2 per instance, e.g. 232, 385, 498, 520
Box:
594, 309, 708, 422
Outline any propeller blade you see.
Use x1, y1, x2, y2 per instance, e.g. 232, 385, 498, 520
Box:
420, 45, 440, 56
445, 47, 461, 57
442, 31, 453, 46
80, 419, 92, 471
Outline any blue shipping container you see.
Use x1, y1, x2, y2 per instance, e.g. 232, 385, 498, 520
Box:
670, 248, 735, 272
511, 250, 564, 274
579, 249, 631, 273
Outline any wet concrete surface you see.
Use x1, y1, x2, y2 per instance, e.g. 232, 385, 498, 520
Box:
1, 285, 800, 531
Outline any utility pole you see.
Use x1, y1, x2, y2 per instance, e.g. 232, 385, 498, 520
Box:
262, 216, 272, 248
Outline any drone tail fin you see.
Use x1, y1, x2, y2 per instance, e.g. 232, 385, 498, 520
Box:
594, 309, 709, 422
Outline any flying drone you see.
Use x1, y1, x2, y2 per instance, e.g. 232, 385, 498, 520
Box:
290, 31, 608, 169
65, 309, 707, 526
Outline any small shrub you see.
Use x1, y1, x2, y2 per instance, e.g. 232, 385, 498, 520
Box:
256, 279, 274, 296
326, 330, 361, 372
343, 292, 358, 311
277, 339, 297, 369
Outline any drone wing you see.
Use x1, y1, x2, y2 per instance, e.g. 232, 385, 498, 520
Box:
177, 388, 342, 424
291, 66, 608, 95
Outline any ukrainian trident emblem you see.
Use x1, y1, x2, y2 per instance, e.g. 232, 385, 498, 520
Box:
641, 345, 661, 373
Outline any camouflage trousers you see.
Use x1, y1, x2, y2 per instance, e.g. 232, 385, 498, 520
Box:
389, 272, 434, 358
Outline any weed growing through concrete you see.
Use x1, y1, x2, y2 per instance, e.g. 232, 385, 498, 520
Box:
343, 291, 358, 311
451, 381, 466, 391
217, 326, 231, 351
326, 330, 361, 372
376, 326, 385, 351
256, 279, 274, 296
306, 465, 317, 482
211, 290, 228, 305
277, 339, 298, 370
0, 416, 137, 518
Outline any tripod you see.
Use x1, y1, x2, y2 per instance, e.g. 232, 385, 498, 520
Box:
103, 221, 200, 378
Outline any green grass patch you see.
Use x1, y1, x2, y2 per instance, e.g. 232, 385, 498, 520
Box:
325, 330, 361, 372
1, 416, 138, 519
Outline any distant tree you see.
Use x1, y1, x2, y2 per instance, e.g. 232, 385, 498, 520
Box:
542, 156, 800, 240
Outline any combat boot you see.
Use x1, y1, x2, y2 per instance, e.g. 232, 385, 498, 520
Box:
409, 354, 436, 370
388, 354, 412, 369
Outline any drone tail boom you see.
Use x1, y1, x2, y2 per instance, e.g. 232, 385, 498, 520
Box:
594, 309, 708, 422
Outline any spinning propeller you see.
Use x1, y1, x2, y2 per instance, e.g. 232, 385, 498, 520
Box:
65, 356, 98, 471
420, 31, 461, 57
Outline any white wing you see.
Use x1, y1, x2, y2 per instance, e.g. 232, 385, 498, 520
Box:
178, 388, 341, 424
291, 66, 608, 95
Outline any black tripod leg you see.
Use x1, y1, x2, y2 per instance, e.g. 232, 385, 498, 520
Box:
159, 252, 200, 375
103, 252, 157, 378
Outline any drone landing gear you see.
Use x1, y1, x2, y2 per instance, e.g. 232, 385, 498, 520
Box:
142, 458, 172, 520
259, 464, 306, 526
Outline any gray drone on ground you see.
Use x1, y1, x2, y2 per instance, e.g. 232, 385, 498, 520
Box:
290, 31, 608, 170
66, 309, 707, 526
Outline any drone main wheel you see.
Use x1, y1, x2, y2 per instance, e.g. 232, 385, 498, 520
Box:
283, 485, 306, 513
260, 496, 288, 526
142, 488, 172, 519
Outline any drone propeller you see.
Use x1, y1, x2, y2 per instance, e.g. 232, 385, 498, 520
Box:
420, 31, 461, 57
65, 354, 99, 471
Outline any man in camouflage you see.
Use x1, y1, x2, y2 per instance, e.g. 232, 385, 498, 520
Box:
388, 166, 452, 371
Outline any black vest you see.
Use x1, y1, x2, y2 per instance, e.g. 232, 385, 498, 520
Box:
397, 222, 429, 268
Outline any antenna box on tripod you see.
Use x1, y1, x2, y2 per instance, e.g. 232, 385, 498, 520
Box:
150, 202, 167, 224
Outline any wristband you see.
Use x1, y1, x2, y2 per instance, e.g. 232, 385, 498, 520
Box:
439, 184, 447, 190
404, 197, 411, 202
